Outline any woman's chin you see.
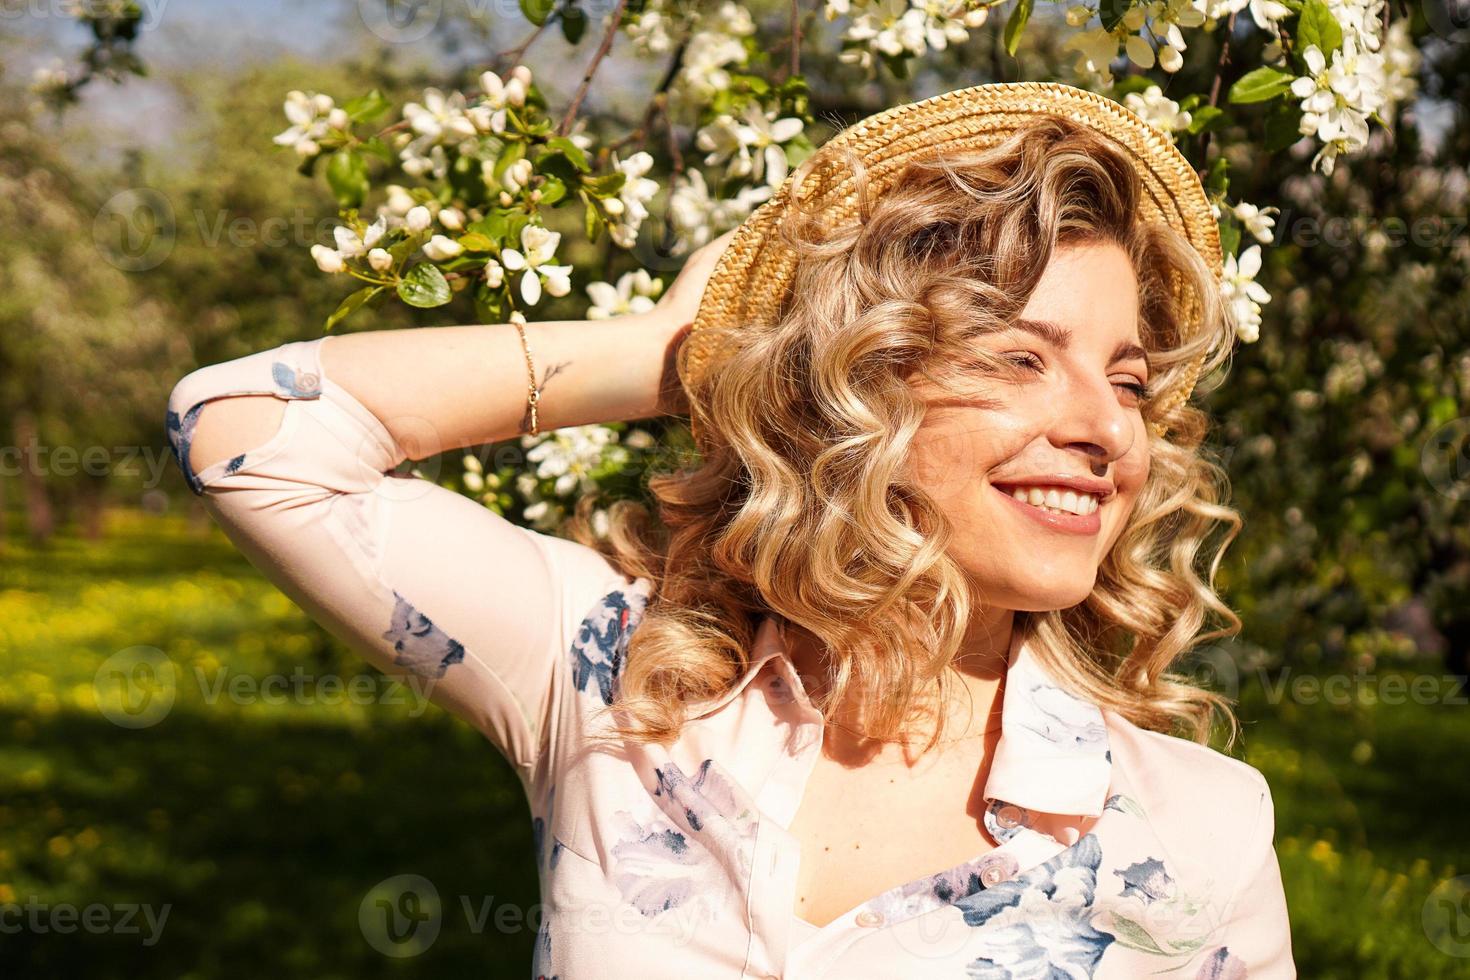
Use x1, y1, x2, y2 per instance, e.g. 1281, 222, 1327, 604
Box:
984, 575, 1098, 613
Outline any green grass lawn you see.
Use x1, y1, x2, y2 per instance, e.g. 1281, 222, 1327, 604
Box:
2, 506, 1467, 977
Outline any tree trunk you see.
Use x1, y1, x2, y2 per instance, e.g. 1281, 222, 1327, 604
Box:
13, 409, 54, 544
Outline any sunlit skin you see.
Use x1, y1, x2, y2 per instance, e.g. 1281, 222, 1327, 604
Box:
776, 238, 1161, 929
913, 239, 1152, 622
788, 239, 1153, 743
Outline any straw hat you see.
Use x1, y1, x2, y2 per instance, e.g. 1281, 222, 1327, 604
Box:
680, 81, 1222, 441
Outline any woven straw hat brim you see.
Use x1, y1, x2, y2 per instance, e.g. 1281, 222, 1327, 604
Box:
681, 81, 1222, 439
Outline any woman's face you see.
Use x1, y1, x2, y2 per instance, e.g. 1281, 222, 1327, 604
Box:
907, 238, 1152, 612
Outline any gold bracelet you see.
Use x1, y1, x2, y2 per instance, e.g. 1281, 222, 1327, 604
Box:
511, 313, 540, 436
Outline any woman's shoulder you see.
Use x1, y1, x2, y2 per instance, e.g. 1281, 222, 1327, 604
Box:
1101, 706, 1274, 824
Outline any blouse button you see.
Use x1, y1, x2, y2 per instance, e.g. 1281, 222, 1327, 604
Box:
977, 851, 1020, 888
296, 371, 319, 389
854, 909, 885, 928
995, 804, 1025, 829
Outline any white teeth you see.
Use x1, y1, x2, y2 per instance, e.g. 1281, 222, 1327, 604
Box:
1005, 485, 1100, 517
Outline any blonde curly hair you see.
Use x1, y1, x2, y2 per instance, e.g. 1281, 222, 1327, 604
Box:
564, 115, 1244, 755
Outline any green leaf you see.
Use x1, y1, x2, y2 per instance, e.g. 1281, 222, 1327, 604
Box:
1296, 0, 1343, 57
537, 152, 582, 185
538, 176, 567, 206
468, 213, 507, 241
1003, 0, 1033, 56
543, 136, 591, 172
581, 171, 627, 196
1264, 100, 1306, 151
358, 136, 394, 163
474, 283, 505, 323
1186, 105, 1225, 134
583, 192, 601, 242
1205, 156, 1230, 196
456, 232, 495, 252
520, 0, 555, 25
324, 285, 385, 331
389, 231, 428, 263
1111, 75, 1156, 99
343, 89, 391, 123
492, 141, 528, 185
397, 263, 452, 308
1228, 66, 1296, 105
1218, 218, 1242, 257
325, 149, 369, 208
560, 4, 587, 43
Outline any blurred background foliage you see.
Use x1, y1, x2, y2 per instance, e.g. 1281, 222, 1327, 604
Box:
1, 0, 1468, 977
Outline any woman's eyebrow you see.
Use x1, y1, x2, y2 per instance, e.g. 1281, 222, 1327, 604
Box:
1113, 341, 1151, 369
1010, 318, 1151, 370
1009, 317, 1071, 347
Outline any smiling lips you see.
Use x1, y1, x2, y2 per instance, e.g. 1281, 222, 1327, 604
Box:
991, 482, 1105, 534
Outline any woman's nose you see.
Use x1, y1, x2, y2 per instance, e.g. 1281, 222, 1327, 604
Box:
1047, 370, 1137, 465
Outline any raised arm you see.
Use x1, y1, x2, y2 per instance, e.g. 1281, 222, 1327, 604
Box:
164, 231, 732, 793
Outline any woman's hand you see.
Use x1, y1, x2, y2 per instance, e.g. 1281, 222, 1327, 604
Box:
651, 228, 739, 334
648, 227, 739, 417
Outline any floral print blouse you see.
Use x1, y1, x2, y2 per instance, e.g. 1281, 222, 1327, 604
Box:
166, 335, 1296, 979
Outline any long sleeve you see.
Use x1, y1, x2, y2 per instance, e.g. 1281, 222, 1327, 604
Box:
164, 334, 633, 793
1209, 773, 1296, 978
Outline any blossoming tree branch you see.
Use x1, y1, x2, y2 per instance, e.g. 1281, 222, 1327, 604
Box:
248, 0, 1421, 530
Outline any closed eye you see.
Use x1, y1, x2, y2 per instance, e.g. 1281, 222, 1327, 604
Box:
1115, 379, 1150, 399
1003, 351, 1044, 372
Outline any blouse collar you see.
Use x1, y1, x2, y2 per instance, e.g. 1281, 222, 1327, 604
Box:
683, 613, 1113, 820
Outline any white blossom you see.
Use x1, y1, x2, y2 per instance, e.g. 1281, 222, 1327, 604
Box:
586, 269, 664, 319
384, 185, 417, 216
400, 88, 477, 176
1123, 85, 1193, 140
483, 259, 506, 289
626, 0, 678, 55
696, 103, 804, 191
406, 206, 433, 233
423, 235, 464, 261
1232, 201, 1279, 244
311, 243, 346, 273
1065, 27, 1120, 85
368, 248, 393, 272
501, 225, 574, 306
502, 158, 535, 195
522, 424, 623, 499
273, 90, 340, 157
1220, 245, 1271, 343
673, 2, 756, 105
1291, 41, 1386, 174
609, 151, 663, 249
668, 168, 769, 248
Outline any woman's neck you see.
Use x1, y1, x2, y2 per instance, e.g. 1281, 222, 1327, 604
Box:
781, 607, 1015, 754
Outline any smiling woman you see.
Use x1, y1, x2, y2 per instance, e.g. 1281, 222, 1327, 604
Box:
168, 83, 1292, 979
